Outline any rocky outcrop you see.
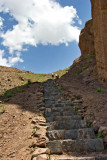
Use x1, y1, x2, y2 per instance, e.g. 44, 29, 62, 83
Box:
79, 19, 95, 57
91, 0, 107, 82
79, 0, 107, 82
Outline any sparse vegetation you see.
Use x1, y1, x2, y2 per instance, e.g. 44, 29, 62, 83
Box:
74, 67, 82, 75
37, 86, 41, 92
74, 94, 81, 100
27, 79, 32, 84
86, 120, 92, 128
96, 88, 107, 93
0, 104, 3, 107
29, 148, 35, 154
83, 65, 88, 70
70, 103, 74, 106
57, 85, 64, 93
3, 91, 15, 98
74, 65, 88, 75
82, 54, 95, 60
2, 86, 25, 99
32, 126, 40, 137
37, 100, 41, 104
97, 130, 104, 138
53, 68, 69, 78
20, 73, 48, 83
0, 104, 6, 114
74, 106, 78, 114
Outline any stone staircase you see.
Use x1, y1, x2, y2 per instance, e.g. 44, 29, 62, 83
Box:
44, 80, 104, 158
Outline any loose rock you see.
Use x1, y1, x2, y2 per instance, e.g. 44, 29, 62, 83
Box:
31, 148, 50, 160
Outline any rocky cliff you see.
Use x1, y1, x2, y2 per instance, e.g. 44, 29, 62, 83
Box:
79, 0, 107, 83
79, 19, 95, 57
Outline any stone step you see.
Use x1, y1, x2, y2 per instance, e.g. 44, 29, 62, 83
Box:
45, 97, 61, 101
50, 155, 107, 160
44, 100, 70, 105
47, 128, 96, 140
46, 115, 82, 122
50, 156, 95, 160
45, 110, 75, 117
47, 138, 104, 154
45, 106, 74, 113
51, 103, 73, 108
50, 154, 107, 160
47, 120, 87, 130
45, 102, 71, 108
45, 96, 61, 99
44, 93, 61, 97
44, 89, 58, 92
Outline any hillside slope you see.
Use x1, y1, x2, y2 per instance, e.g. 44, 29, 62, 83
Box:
57, 55, 107, 149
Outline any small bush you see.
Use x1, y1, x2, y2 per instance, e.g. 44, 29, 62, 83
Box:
74, 106, 78, 114
57, 85, 63, 92
83, 65, 88, 70
3, 86, 25, 99
29, 148, 35, 154
86, 120, 92, 128
74, 68, 82, 75
27, 79, 32, 84
37, 86, 41, 92
4, 91, 15, 98
97, 131, 104, 138
32, 126, 40, 137
96, 88, 107, 93
0, 104, 3, 107
0, 105, 6, 114
83, 54, 95, 60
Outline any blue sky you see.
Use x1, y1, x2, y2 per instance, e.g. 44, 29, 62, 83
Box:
0, 0, 91, 73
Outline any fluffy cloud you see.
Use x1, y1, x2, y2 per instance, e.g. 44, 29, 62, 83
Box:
0, 50, 23, 67
0, 17, 4, 29
0, 0, 81, 53
0, 50, 8, 66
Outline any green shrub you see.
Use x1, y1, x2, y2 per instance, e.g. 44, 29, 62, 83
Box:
83, 65, 88, 70
0, 104, 3, 107
0, 105, 6, 114
27, 79, 32, 84
74, 68, 82, 75
3, 91, 15, 98
83, 54, 95, 59
86, 120, 92, 128
3, 86, 25, 99
96, 88, 107, 93
57, 85, 63, 91
32, 126, 40, 137
29, 148, 35, 154
74, 106, 78, 114
97, 131, 104, 138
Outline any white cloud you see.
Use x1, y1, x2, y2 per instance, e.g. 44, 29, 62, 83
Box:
0, 17, 4, 29
0, 50, 23, 67
0, 0, 81, 54
0, 50, 9, 66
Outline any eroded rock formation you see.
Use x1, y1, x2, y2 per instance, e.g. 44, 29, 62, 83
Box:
91, 0, 107, 82
79, 0, 107, 82
79, 19, 95, 57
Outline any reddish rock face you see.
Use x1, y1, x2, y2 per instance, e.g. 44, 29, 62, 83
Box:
79, 19, 95, 57
90, 0, 107, 82
79, 0, 107, 83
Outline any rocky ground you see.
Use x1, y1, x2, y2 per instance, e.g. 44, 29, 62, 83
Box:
0, 82, 48, 160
